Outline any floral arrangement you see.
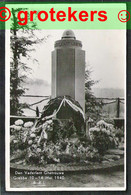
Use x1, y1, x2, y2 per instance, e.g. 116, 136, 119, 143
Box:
10, 120, 34, 155
10, 118, 120, 165
89, 120, 118, 155
10, 118, 101, 164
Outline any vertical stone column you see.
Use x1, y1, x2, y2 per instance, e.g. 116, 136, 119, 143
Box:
52, 30, 85, 117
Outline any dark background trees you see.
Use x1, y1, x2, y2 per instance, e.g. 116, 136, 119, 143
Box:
85, 67, 103, 122
10, 8, 47, 115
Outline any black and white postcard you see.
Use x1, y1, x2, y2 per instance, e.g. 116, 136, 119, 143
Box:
5, 28, 126, 191
2, 2, 127, 191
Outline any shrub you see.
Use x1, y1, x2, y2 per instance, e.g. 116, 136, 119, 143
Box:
115, 128, 124, 142
86, 146, 103, 162
89, 120, 118, 155
10, 119, 119, 165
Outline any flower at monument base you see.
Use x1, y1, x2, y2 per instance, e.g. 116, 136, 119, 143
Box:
15, 119, 24, 126
10, 113, 120, 165
96, 120, 114, 131
32, 144, 37, 149
89, 123, 118, 155
53, 158, 60, 163
106, 130, 111, 135
37, 148, 41, 153
77, 144, 86, 154
97, 120, 109, 128
87, 151, 102, 162
10, 125, 16, 129
30, 133, 36, 138
10, 135, 15, 143
13, 140, 18, 144
42, 123, 47, 128
47, 120, 52, 124
28, 140, 33, 145
107, 123, 114, 130
102, 128, 107, 133
89, 127, 100, 140
24, 121, 34, 128
10, 126, 15, 133
89, 127, 100, 132
13, 125, 22, 131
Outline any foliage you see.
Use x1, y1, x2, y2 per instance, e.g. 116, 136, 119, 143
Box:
89, 120, 118, 155
85, 67, 103, 121
103, 118, 114, 125
115, 128, 124, 142
36, 96, 85, 137
10, 8, 48, 115
10, 119, 121, 165
10, 119, 91, 165
86, 146, 103, 162
10, 125, 29, 154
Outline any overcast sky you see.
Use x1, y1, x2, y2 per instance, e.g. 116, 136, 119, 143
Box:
26, 29, 126, 89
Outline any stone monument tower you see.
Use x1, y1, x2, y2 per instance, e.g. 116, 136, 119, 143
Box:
51, 30, 85, 113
